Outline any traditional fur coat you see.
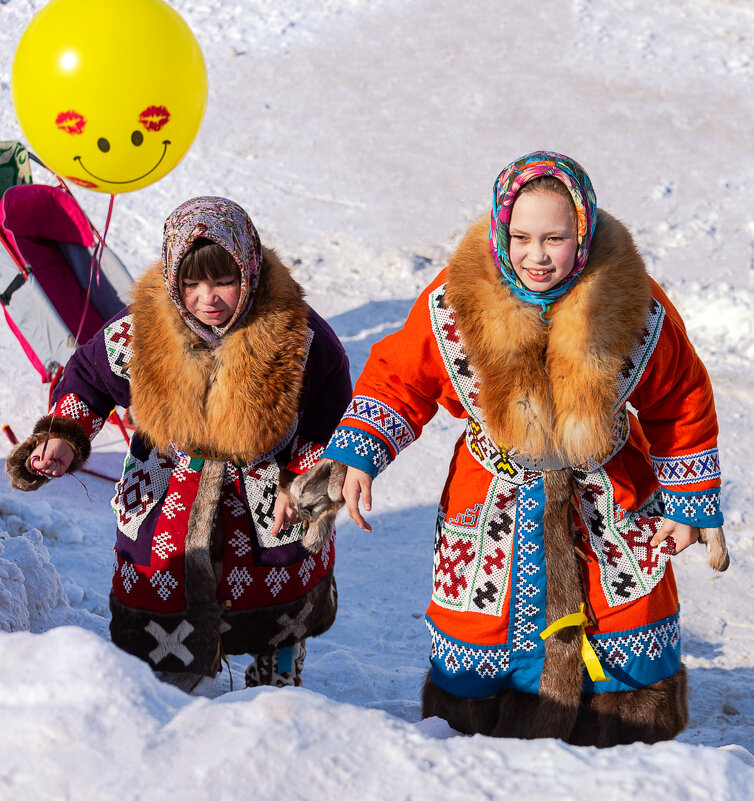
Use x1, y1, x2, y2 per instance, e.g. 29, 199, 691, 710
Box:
319, 212, 727, 746
7, 248, 352, 678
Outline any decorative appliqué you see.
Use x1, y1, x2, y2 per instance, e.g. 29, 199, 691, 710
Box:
432, 477, 517, 616
242, 461, 304, 549
426, 619, 511, 680
54, 393, 105, 440
265, 567, 290, 597
615, 299, 665, 406
298, 555, 317, 586
227, 566, 253, 600
104, 314, 135, 379
152, 531, 177, 561
511, 479, 545, 654
575, 468, 673, 607
120, 562, 139, 593
111, 449, 173, 542
341, 396, 415, 454
661, 487, 722, 525
150, 570, 179, 601
651, 448, 721, 487
288, 436, 325, 474
326, 428, 391, 475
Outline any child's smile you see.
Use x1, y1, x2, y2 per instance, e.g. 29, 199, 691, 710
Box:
508, 191, 578, 292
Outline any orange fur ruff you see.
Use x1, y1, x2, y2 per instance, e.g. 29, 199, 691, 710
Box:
129, 248, 310, 463
445, 211, 651, 465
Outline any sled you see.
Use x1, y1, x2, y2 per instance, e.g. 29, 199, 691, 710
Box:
0, 140, 134, 460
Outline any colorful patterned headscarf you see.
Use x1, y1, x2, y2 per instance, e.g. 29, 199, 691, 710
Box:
162, 196, 262, 347
489, 151, 597, 311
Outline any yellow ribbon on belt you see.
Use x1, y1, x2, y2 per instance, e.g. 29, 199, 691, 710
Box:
539, 603, 610, 683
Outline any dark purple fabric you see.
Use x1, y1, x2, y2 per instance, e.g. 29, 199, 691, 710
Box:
297, 308, 352, 446
50, 307, 132, 417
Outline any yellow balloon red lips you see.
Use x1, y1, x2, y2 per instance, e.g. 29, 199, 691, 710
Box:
12, 0, 207, 193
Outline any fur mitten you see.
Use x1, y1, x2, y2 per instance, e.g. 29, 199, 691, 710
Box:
5, 415, 91, 491
287, 458, 347, 553
698, 526, 729, 571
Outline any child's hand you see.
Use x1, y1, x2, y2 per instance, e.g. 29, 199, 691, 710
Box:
271, 492, 302, 537
343, 466, 373, 532
28, 438, 75, 478
650, 520, 699, 555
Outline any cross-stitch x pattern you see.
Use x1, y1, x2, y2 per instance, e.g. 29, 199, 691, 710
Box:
341, 396, 415, 454
651, 448, 721, 487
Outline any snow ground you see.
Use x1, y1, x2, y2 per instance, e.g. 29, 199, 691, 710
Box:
1, 0, 754, 798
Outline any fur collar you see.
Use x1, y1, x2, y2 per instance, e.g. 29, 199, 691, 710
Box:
129, 247, 310, 462
445, 210, 651, 465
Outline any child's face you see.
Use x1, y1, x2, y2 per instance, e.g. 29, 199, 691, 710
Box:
508, 190, 578, 293
180, 273, 241, 326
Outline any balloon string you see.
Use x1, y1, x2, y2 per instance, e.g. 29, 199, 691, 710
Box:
30, 455, 94, 503
41, 193, 117, 465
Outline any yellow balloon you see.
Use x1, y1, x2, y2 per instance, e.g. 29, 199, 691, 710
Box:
12, 0, 207, 194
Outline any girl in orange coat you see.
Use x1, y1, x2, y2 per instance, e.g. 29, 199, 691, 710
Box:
292, 152, 728, 746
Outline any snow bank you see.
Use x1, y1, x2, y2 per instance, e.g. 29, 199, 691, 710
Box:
0, 626, 752, 801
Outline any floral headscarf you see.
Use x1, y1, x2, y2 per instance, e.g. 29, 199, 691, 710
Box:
162, 196, 262, 347
489, 151, 598, 312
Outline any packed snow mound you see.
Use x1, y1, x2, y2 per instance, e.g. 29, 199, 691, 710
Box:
0, 626, 752, 801
0, 499, 105, 634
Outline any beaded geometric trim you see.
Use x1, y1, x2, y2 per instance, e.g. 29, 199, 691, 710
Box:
426, 618, 511, 682
111, 448, 174, 542
104, 313, 135, 380
573, 467, 674, 608
661, 487, 722, 527
432, 475, 518, 616
241, 461, 304, 548
615, 298, 665, 407
340, 395, 415, 455
324, 427, 391, 477
651, 448, 721, 487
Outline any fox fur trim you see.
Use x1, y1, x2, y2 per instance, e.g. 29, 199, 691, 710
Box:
5, 415, 92, 491
445, 211, 652, 465
128, 247, 309, 463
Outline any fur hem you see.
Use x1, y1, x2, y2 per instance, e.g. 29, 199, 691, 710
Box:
109, 570, 337, 675
128, 247, 310, 463
5, 415, 91, 491
445, 211, 652, 464
221, 569, 338, 654
110, 595, 223, 676
421, 665, 688, 746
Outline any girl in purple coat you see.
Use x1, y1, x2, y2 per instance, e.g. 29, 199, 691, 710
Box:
7, 196, 352, 691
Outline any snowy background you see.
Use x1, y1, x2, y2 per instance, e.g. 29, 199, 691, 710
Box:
1, 0, 754, 798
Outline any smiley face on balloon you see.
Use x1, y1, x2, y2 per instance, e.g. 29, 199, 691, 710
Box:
13, 0, 207, 194
52, 103, 175, 191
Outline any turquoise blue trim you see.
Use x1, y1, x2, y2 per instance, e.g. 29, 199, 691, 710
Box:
660, 487, 723, 527
507, 477, 548, 694
426, 610, 683, 699
321, 426, 391, 478
585, 611, 682, 693
276, 645, 294, 675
